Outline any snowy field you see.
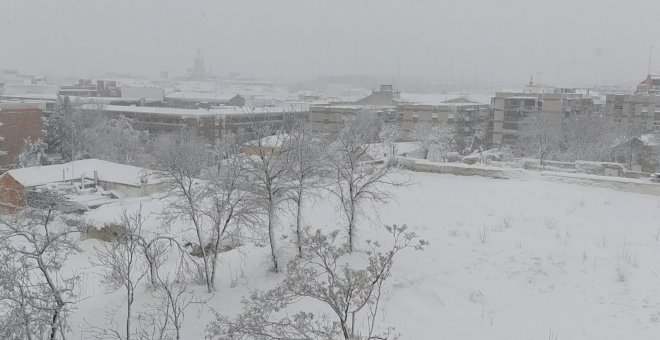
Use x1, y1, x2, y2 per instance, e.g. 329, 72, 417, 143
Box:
64, 171, 660, 339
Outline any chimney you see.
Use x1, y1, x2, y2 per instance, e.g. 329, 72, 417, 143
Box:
94, 170, 99, 187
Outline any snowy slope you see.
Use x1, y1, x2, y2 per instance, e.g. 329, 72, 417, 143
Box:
63, 171, 660, 339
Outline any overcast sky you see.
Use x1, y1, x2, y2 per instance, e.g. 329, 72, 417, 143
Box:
2, 0, 660, 87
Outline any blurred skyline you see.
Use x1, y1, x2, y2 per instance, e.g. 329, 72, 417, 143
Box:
2, 0, 660, 88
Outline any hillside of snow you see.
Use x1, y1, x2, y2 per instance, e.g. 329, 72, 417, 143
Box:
62, 171, 660, 339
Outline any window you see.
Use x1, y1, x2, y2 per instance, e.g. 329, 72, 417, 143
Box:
199, 119, 204, 127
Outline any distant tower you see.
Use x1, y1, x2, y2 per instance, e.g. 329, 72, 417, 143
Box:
188, 50, 207, 81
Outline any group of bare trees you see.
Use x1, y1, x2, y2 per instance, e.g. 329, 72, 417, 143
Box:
0, 204, 80, 340
0, 112, 417, 339
516, 112, 651, 169
209, 225, 427, 340
412, 121, 455, 161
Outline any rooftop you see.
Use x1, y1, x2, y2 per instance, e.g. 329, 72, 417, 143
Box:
81, 104, 308, 117
4, 159, 157, 187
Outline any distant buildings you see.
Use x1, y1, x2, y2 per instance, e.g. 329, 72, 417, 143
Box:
397, 97, 491, 151
603, 93, 660, 132
309, 85, 492, 152
80, 104, 308, 142
491, 86, 596, 145
187, 50, 208, 81
354, 85, 400, 106
0, 102, 45, 169
165, 92, 245, 109
602, 75, 660, 132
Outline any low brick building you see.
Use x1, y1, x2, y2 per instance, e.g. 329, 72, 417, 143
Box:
0, 172, 27, 213
0, 102, 45, 170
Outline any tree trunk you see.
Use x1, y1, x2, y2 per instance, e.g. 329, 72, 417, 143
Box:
146, 252, 158, 286
268, 201, 278, 272
193, 226, 212, 292
126, 286, 132, 340
348, 200, 356, 253
49, 309, 60, 340
37, 256, 64, 340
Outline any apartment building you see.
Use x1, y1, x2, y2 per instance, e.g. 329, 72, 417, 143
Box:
491, 87, 596, 145
603, 93, 660, 132
397, 97, 491, 150
310, 90, 491, 152
309, 84, 399, 138
0, 102, 45, 169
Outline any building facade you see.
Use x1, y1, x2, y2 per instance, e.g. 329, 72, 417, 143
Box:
397, 98, 491, 151
0, 102, 45, 170
604, 93, 660, 132
80, 104, 308, 143
491, 87, 596, 145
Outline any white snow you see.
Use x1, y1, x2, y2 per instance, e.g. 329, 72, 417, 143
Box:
79, 103, 308, 117
5, 159, 154, 187
50, 170, 660, 339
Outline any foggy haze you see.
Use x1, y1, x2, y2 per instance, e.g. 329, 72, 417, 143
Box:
2, 0, 660, 86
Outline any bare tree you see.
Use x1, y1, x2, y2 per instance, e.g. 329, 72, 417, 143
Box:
615, 119, 647, 170
0, 206, 81, 340
244, 120, 293, 272
378, 123, 401, 158
152, 273, 197, 340
151, 129, 215, 291
92, 210, 149, 340
205, 135, 259, 285
517, 112, 563, 169
135, 254, 199, 340
562, 114, 616, 162
287, 118, 325, 256
208, 225, 427, 340
412, 122, 455, 161
327, 114, 404, 252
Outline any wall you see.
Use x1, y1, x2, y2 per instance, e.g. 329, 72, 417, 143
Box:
0, 103, 44, 168
0, 173, 27, 212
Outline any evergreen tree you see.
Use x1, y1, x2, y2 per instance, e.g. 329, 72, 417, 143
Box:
45, 95, 79, 161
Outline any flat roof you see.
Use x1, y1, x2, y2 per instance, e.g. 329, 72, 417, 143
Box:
81, 104, 308, 117
5, 159, 158, 187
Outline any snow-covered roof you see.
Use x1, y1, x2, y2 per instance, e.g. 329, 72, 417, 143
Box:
80, 104, 308, 117
4, 159, 155, 187
399, 93, 493, 105
165, 91, 239, 102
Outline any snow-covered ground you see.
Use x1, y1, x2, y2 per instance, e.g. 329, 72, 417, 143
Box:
63, 171, 660, 339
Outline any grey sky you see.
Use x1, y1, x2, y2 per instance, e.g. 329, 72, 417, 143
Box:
2, 0, 660, 87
